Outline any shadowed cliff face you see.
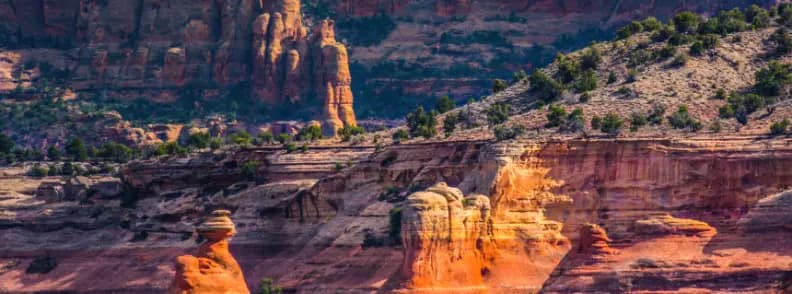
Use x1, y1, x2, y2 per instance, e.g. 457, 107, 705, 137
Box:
0, 0, 356, 134
2, 138, 792, 292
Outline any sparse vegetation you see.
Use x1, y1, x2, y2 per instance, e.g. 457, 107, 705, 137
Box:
406, 107, 438, 139
493, 125, 526, 141
600, 112, 624, 135
667, 105, 702, 131
770, 119, 790, 136
529, 71, 564, 103
486, 103, 511, 125
258, 278, 283, 294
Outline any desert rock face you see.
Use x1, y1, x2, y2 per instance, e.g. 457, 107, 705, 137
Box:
170, 210, 249, 294
0, 0, 356, 135
3, 139, 792, 292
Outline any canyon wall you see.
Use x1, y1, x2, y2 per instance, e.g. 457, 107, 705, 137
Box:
2, 138, 792, 292
0, 0, 782, 121
0, 0, 356, 133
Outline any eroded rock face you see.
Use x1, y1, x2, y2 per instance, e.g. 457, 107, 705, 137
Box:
252, 0, 357, 135
170, 210, 249, 294
400, 183, 492, 289
578, 223, 617, 256
634, 214, 717, 238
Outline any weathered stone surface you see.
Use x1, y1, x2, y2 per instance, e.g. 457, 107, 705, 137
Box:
578, 223, 617, 256
252, 1, 357, 135
634, 214, 717, 238
170, 210, 249, 294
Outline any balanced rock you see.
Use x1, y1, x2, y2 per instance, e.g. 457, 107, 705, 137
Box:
170, 210, 249, 294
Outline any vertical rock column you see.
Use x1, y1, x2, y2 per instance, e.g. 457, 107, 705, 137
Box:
312, 19, 357, 136
170, 210, 249, 294
251, 0, 357, 136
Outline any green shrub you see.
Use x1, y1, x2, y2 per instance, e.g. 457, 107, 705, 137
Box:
617, 21, 644, 39
580, 47, 602, 71
591, 116, 602, 130
65, 137, 87, 161
392, 129, 409, 143
241, 161, 260, 179
155, 141, 188, 156
746, 5, 770, 28
493, 79, 508, 93
406, 107, 438, 139
443, 113, 459, 137
770, 119, 790, 136
607, 71, 617, 84
755, 61, 792, 96
770, 28, 792, 57
188, 132, 212, 149
28, 164, 48, 178
673, 11, 701, 33
579, 92, 591, 103
258, 278, 283, 294
512, 70, 528, 83
630, 112, 648, 132
627, 69, 639, 83
493, 125, 526, 141
690, 41, 705, 56
96, 142, 133, 163
229, 131, 253, 146
297, 125, 323, 141
436, 95, 456, 113
0, 134, 14, 154
670, 53, 689, 67
600, 112, 624, 135
560, 108, 585, 133
209, 138, 222, 150
257, 131, 274, 145
284, 143, 297, 153
667, 105, 702, 131
529, 71, 563, 102
545, 105, 567, 128
648, 103, 667, 125
641, 17, 663, 31
656, 45, 677, 59
277, 133, 292, 144
715, 88, 728, 100
650, 25, 675, 42
575, 69, 597, 93
555, 53, 580, 83
486, 103, 511, 125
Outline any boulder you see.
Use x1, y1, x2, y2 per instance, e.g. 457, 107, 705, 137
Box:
634, 214, 716, 237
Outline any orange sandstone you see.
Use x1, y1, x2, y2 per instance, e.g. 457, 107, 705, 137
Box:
169, 210, 249, 294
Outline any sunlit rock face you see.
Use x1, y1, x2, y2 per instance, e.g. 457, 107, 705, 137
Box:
170, 210, 249, 294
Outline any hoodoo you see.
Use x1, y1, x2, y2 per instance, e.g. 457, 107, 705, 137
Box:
170, 210, 249, 294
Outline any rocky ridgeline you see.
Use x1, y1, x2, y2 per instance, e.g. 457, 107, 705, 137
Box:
0, 0, 355, 135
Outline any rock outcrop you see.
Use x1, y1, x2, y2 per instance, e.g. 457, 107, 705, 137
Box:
0, 0, 356, 136
634, 214, 717, 238
578, 223, 617, 256
252, 0, 357, 134
170, 210, 249, 294
400, 183, 492, 289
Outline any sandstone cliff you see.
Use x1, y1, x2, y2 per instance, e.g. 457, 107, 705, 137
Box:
0, 0, 356, 135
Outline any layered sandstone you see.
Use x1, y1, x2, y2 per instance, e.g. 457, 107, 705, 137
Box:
3, 138, 792, 293
170, 210, 249, 294
0, 0, 356, 136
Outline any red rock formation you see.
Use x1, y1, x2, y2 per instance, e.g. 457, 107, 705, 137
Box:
252, 0, 356, 134
578, 223, 617, 256
400, 183, 492, 289
170, 210, 249, 294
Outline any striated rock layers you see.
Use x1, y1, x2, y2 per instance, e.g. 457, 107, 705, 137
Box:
400, 183, 492, 289
170, 210, 249, 294
252, 0, 357, 134
0, 0, 355, 135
